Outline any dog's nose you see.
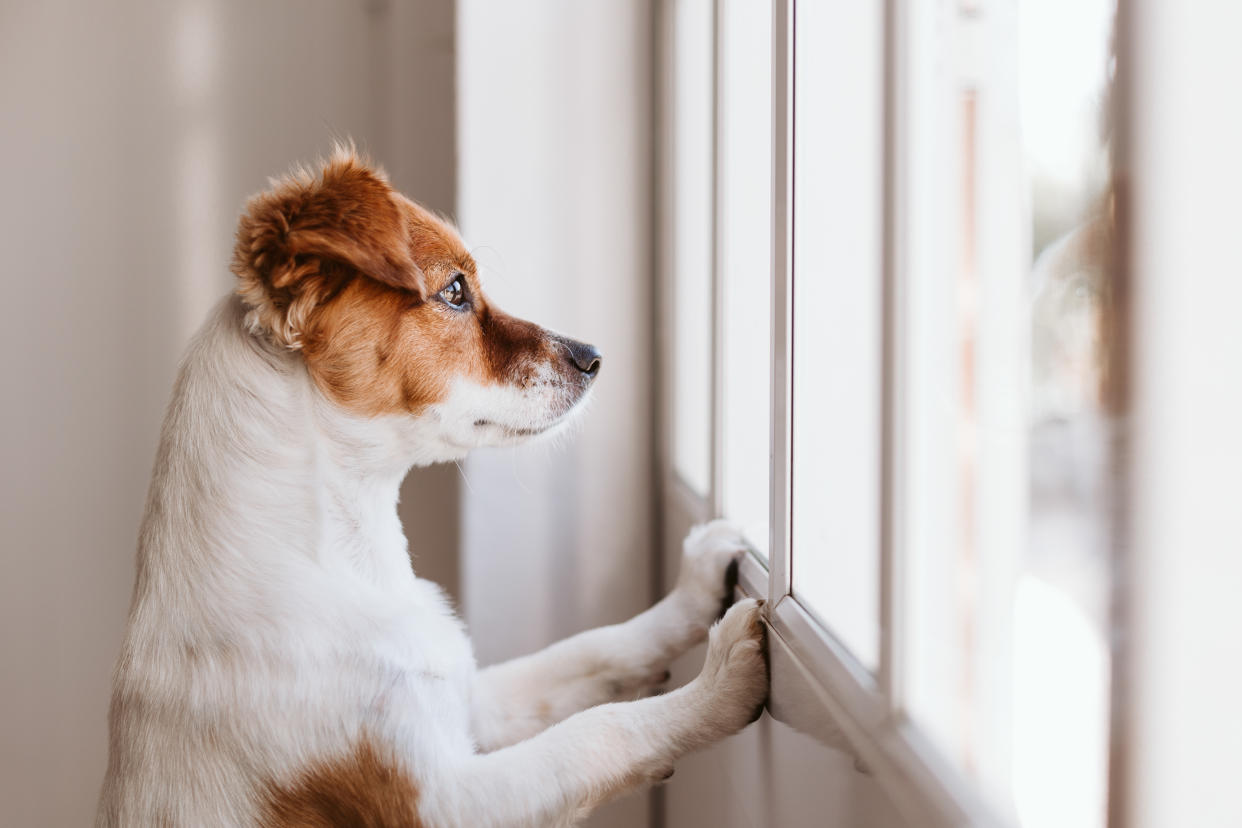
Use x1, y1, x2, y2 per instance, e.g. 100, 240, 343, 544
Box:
564, 339, 602, 378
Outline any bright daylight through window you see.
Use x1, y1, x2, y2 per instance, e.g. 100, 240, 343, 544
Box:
790, 0, 885, 672
900, 3, 1116, 825
716, 0, 772, 559
670, 0, 714, 499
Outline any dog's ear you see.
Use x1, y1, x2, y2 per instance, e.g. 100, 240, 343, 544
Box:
232, 146, 426, 348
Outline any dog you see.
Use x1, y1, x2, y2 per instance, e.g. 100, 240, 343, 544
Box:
97, 146, 768, 827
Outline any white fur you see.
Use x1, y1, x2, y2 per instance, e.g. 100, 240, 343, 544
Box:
97, 295, 767, 827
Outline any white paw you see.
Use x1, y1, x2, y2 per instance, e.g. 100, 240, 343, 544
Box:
673, 519, 751, 627
693, 598, 769, 736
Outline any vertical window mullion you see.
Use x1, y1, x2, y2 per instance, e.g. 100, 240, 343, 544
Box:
770, 0, 794, 603
878, 0, 904, 711
709, 0, 724, 520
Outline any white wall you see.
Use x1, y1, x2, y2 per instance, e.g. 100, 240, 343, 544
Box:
456, 2, 658, 827
1125, 3, 1242, 826
0, 2, 456, 823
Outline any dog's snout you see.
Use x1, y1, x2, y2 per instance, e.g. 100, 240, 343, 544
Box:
563, 339, 602, 378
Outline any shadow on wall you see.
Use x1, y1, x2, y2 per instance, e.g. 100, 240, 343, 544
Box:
0, 1, 456, 824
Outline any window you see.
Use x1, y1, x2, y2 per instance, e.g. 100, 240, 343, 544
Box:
660, 1, 1119, 824
669, 0, 714, 497
790, 0, 885, 671
716, 0, 772, 557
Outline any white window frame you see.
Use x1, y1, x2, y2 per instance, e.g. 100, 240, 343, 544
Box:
656, 1, 1124, 824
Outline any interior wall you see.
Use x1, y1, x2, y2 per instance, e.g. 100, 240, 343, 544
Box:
0, 2, 456, 823
455, 2, 657, 827
1124, 2, 1242, 826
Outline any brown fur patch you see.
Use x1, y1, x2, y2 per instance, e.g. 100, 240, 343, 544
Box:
261, 738, 422, 828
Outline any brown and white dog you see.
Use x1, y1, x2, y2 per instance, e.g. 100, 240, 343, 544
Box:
97, 147, 768, 827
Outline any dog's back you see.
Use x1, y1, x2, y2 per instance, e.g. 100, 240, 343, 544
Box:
96, 297, 475, 826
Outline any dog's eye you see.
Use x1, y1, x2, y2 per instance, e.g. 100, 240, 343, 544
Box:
439, 274, 467, 309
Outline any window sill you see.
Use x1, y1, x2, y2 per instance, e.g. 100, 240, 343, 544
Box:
666, 472, 1007, 826
731, 543, 1007, 828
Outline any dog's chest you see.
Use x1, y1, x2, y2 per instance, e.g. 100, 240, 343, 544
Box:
350, 576, 474, 685
353, 579, 479, 753
283, 575, 477, 752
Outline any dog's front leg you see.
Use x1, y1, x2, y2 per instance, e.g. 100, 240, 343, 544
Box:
429, 598, 768, 828
471, 520, 751, 751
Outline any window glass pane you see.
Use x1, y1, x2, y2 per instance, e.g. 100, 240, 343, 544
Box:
901, 1, 1116, 823
670, 0, 714, 497
789, 0, 884, 669
717, 0, 772, 557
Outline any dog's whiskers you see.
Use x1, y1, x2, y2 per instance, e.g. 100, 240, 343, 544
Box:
453, 460, 477, 497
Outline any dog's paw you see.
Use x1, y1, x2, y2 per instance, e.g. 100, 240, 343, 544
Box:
672, 519, 751, 627
691, 598, 769, 736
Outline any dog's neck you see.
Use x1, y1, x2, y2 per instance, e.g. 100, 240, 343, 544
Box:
137, 296, 423, 598
297, 398, 415, 587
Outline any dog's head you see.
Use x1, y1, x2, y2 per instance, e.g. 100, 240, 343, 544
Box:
231, 147, 600, 460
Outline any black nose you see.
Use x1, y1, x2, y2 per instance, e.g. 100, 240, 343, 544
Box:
564, 339, 602, 377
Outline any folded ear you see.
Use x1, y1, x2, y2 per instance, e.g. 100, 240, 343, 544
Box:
232, 147, 425, 347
